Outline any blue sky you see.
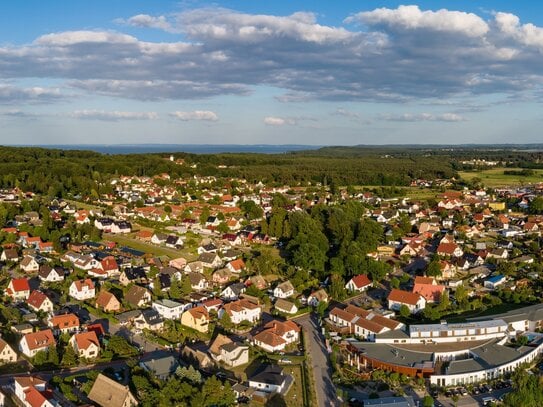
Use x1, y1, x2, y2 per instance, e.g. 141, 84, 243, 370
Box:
1, 1, 543, 145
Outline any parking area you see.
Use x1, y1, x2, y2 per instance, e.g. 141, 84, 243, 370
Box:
435, 380, 513, 406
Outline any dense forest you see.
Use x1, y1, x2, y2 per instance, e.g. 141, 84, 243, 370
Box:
2, 145, 543, 196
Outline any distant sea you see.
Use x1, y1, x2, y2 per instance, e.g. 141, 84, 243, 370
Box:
26, 144, 321, 155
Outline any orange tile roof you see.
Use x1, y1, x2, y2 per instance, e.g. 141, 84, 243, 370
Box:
388, 289, 423, 306
50, 314, 80, 329
24, 329, 55, 350
73, 331, 100, 350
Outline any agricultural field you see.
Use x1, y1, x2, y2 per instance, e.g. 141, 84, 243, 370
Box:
459, 167, 543, 187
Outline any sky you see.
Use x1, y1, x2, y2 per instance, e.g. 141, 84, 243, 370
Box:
2, 1, 543, 146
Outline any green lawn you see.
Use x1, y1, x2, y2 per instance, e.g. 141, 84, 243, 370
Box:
459, 167, 543, 187
104, 233, 198, 261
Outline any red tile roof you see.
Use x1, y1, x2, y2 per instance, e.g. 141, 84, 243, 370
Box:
349, 274, 372, 289
27, 290, 49, 309
10, 278, 30, 292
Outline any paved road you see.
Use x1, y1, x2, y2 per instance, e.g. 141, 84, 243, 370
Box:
296, 313, 340, 407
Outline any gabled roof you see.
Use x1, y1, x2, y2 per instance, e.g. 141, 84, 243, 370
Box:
388, 289, 423, 306
10, 277, 30, 292
413, 283, 445, 302
72, 331, 100, 351
23, 329, 55, 350
95, 291, 119, 308
72, 278, 95, 292
187, 306, 209, 320
27, 290, 50, 309
50, 313, 80, 329
88, 373, 137, 407
349, 274, 372, 288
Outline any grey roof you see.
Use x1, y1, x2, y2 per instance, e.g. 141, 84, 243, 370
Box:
154, 299, 183, 309
250, 365, 286, 386
116, 310, 142, 323
349, 342, 434, 369
140, 355, 179, 378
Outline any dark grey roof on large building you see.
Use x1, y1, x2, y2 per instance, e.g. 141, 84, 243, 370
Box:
349, 341, 434, 369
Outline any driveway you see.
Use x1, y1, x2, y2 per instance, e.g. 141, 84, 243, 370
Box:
296, 313, 339, 407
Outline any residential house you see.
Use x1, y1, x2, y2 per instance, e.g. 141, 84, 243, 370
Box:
226, 259, 245, 273
197, 243, 218, 254
388, 289, 426, 314
274, 298, 298, 315
184, 261, 204, 274
248, 275, 268, 290
187, 272, 209, 291
48, 313, 80, 334
13, 376, 55, 407
27, 290, 54, 313
19, 329, 56, 357
38, 265, 64, 282
328, 304, 404, 340
209, 334, 249, 367
6, 278, 31, 301
95, 291, 122, 313
412, 276, 446, 304
307, 288, 329, 306
484, 275, 507, 290
111, 221, 131, 234
139, 355, 179, 380
345, 274, 373, 293
20, 256, 40, 274
169, 257, 187, 270
212, 268, 233, 285
487, 248, 509, 260
134, 309, 164, 332
70, 331, 100, 359
273, 280, 295, 299
248, 365, 289, 394
253, 320, 300, 353
220, 282, 247, 301
220, 299, 262, 325
125, 285, 152, 308
100, 256, 119, 277
165, 235, 184, 249
69, 279, 96, 301
198, 252, 222, 269
152, 299, 187, 320
201, 298, 223, 314
181, 306, 210, 333
119, 267, 148, 286
1, 248, 19, 262
0, 338, 17, 364
88, 373, 138, 407
151, 233, 168, 245
437, 243, 464, 257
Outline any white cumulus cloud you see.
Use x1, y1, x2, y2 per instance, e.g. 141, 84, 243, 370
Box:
69, 110, 158, 121
170, 110, 218, 121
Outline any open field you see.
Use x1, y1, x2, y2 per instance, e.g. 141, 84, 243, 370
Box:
459, 167, 543, 187
104, 233, 198, 261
